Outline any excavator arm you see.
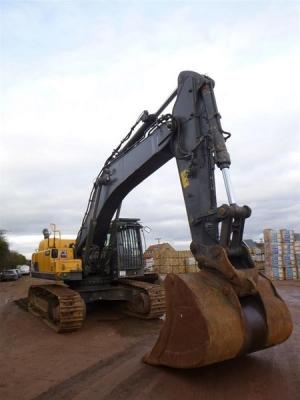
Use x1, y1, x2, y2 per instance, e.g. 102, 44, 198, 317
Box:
75, 71, 241, 270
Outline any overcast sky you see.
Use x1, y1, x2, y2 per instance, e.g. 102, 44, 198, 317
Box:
1, 0, 300, 258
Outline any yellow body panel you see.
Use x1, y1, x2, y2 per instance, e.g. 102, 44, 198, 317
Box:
32, 238, 82, 279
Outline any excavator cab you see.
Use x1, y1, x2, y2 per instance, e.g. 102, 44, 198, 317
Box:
99, 218, 145, 279
116, 219, 145, 277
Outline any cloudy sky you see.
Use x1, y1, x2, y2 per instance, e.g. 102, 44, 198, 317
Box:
1, 0, 300, 258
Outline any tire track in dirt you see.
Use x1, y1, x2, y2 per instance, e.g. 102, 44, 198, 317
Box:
33, 336, 159, 400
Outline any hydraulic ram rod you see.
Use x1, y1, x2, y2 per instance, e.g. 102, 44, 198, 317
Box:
222, 168, 236, 205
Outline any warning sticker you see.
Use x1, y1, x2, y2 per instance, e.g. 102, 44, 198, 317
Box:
60, 250, 67, 258
180, 169, 190, 188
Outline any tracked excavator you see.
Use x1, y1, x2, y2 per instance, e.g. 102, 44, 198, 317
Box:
29, 71, 292, 369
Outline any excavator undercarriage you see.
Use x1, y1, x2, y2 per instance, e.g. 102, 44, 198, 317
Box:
27, 278, 166, 332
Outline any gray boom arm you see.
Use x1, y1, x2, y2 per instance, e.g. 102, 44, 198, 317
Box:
75, 71, 243, 271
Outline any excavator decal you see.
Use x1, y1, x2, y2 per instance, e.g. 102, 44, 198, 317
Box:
180, 169, 190, 188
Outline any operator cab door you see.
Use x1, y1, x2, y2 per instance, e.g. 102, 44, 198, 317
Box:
117, 223, 144, 277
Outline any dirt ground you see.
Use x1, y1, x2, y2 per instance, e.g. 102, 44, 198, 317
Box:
0, 277, 299, 400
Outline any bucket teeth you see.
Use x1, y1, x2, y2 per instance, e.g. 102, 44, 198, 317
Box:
143, 272, 293, 369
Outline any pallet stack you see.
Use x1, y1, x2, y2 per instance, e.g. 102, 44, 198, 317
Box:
282, 229, 297, 280
263, 229, 284, 280
144, 243, 198, 274
184, 253, 199, 273
263, 229, 298, 280
245, 240, 265, 273
295, 234, 300, 278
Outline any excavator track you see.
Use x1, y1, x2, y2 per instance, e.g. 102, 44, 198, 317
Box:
28, 284, 86, 333
121, 279, 166, 319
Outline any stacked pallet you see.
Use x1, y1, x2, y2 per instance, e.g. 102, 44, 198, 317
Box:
295, 234, 300, 278
244, 239, 265, 273
255, 260, 265, 273
249, 246, 265, 273
184, 253, 199, 273
282, 229, 297, 280
263, 229, 298, 280
144, 243, 176, 274
144, 243, 198, 274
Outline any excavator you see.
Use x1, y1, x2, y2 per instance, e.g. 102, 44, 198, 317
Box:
29, 71, 292, 369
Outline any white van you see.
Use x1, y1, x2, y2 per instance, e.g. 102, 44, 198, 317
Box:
19, 265, 30, 275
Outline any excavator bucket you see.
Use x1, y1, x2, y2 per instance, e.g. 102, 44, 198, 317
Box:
144, 270, 293, 369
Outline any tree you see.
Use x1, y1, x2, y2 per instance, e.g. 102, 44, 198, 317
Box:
7, 251, 27, 267
0, 232, 9, 270
0, 231, 27, 270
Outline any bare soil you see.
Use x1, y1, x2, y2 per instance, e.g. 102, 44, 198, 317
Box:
0, 276, 299, 400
